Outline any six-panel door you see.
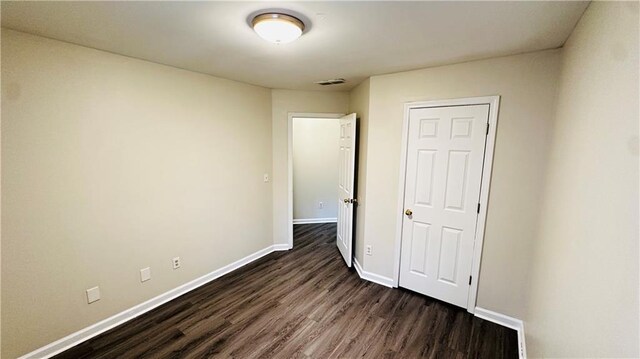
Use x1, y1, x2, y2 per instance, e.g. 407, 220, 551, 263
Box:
399, 104, 489, 308
336, 113, 356, 267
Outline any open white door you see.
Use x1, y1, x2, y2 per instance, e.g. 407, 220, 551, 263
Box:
336, 113, 357, 267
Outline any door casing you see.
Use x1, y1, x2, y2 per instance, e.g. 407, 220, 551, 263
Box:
287, 112, 345, 249
393, 96, 500, 313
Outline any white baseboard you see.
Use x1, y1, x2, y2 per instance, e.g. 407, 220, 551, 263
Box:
273, 243, 292, 251
292, 217, 337, 224
22, 244, 518, 359
352, 257, 394, 288
474, 307, 527, 359
19, 245, 279, 359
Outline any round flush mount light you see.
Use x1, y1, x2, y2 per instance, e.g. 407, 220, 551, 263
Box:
251, 13, 305, 44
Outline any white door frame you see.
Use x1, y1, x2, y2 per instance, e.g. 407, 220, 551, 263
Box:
287, 112, 345, 249
393, 96, 500, 313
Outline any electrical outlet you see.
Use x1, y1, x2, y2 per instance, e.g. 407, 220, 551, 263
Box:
366, 245, 372, 256
140, 267, 151, 282
86, 286, 101, 304
318, 201, 324, 209
263, 173, 270, 183
172, 257, 181, 269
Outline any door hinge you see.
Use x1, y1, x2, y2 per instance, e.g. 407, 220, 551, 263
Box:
469, 276, 472, 285
477, 203, 480, 213
486, 123, 489, 135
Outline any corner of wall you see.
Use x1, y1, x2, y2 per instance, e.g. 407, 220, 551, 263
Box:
348, 79, 372, 267
523, 2, 639, 357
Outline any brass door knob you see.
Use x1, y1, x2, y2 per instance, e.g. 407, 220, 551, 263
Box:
405, 209, 413, 216
344, 198, 350, 203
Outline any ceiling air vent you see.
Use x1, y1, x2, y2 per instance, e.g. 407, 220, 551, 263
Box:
315, 78, 346, 86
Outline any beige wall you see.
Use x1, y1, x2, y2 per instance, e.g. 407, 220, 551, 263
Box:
1, 30, 273, 358
525, 2, 639, 357
362, 50, 561, 318
271, 90, 349, 245
3, 4, 638, 357
348, 79, 370, 264
292, 118, 339, 220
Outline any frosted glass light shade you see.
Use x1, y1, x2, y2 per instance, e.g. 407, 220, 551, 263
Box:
252, 13, 305, 44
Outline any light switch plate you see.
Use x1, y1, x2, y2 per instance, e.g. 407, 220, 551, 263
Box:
263, 173, 270, 183
140, 267, 151, 282
86, 286, 101, 304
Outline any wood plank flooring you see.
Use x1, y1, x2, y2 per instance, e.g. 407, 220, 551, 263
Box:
55, 223, 518, 359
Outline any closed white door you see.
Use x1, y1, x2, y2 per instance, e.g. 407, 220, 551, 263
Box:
336, 113, 357, 267
399, 104, 489, 308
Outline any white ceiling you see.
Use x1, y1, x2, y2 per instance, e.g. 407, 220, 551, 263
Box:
1, 1, 589, 91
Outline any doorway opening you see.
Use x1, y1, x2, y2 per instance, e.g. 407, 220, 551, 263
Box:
287, 113, 343, 251
287, 112, 358, 268
293, 117, 341, 224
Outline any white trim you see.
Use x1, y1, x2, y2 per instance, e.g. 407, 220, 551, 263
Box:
353, 257, 394, 288
19, 245, 280, 359
393, 96, 501, 314
353, 256, 365, 278
467, 96, 500, 312
474, 307, 527, 359
292, 217, 337, 224
474, 306, 521, 330
273, 243, 292, 251
393, 103, 412, 288
287, 112, 344, 249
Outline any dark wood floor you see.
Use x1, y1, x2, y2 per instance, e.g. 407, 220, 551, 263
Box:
55, 223, 518, 359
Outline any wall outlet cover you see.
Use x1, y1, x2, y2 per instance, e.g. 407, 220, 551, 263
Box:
172, 257, 181, 269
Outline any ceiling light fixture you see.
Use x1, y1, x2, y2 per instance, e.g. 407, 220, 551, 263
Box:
251, 13, 305, 44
